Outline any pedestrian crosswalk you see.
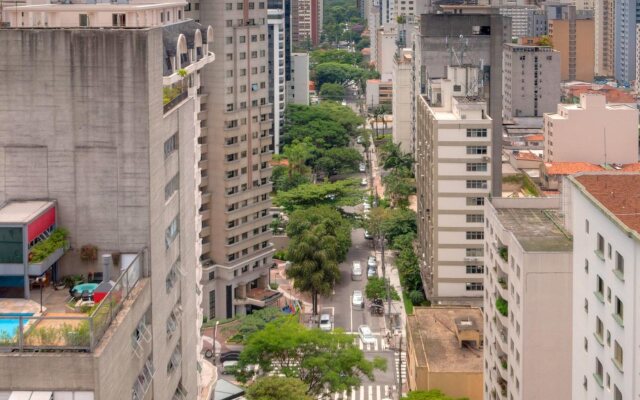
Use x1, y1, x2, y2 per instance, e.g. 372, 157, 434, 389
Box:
395, 351, 407, 383
354, 336, 387, 352
317, 385, 397, 400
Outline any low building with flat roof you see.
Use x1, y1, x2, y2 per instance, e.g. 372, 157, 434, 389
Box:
406, 306, 484, 400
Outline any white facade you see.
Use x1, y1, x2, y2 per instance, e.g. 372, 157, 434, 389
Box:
416, 66, 492, 303
567, 173, 640, 400
268, 8, 286, 154
368, 6, 380, 67
287, 52, 310, 105
377, 26, 397, 79
636, 24, 640, 94
483, 197, 573, 400
392, 48, 413, 153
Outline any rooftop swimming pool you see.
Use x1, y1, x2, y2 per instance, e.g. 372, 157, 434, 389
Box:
0, 313, 33, 339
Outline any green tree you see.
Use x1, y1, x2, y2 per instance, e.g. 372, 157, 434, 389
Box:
286, 205, 352, 262
315, 147, 363, 176
537, 35, 553, 47
379, 142, 413, 170
286, 225, 341, 315
381, 208, 417, 244
271, 165, 309, 192
382, 167, 415, 208
246, 376, 312, 400
238, 317, 386, 396
284, 103, 364, 149
237, 307, 284, 341
403, 389, 468, 400
311, 49, 362, 65
319, 82, 347, 101
283, 140, 314, 178
273, 179, 361, 212
365, 277, 399, 301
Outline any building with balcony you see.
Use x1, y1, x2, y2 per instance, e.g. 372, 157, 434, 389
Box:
502, 43, 560, 120
567, 173, 640, 400
483, 197, 573, 400
267, 5, 286, 153
547, 5, 595, 82
191, 0, 279, 320
416, 66, 492, 305
0, 23, 213, 399
290, 0, 321, 48
406, 306, 483, 400
543, 94, 638, 165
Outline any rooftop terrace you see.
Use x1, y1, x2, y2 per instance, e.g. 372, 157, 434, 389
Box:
494, 207, 572, 252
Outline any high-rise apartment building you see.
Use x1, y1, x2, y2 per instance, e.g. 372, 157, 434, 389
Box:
412, 13, 510, 197
416, 66, 492, 304
594, 0, 615, 77
287, 52, 310, 105
291, 0, 322, 48
392, 48, 413, 154
502, 43, 561, 120
567, 173, 640, 400
548, 5, 595, 82
0, 21, 214, 399
193, 0, 279, 320
544, 94, 638, 165
498, 6, 547, 37
268, 5, 287, 153
483, 197, 573, 400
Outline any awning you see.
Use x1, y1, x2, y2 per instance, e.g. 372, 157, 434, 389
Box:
213, 379, 245, 400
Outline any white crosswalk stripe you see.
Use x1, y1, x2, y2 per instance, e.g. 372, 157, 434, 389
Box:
317, 385, 397, 400
395, 351, 407, 381
353, 336, 388, 352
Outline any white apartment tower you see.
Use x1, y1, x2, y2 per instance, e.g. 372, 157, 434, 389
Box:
567, 173, 640, 400
392, 48, 413, 154
268, 6, 286, 153
483, 197, 573, 400
416, 66, 492, 305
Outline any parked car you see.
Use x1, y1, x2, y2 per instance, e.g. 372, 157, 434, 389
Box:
361, 177, 368, 186
367, 256, 377, 269
364, 230, 373, 240
319, 314, 332, 331
341, 100, 347, 106
356, 136, 363, 144
359, 163, 366, 172
367, 265, 377, 279
351, 261, 363, 281
358, 325, 376, 344
363, 203, 371, 211
352, 290, 365, 309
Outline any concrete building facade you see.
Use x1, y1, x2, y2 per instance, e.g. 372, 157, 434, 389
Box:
483, 197, 573, 400
502, 43, 561, 120
544, 94, 638, 165
268, 6, 286, 153
548, 8, 595, 82
287, 52, 310, 105
392, 48, 413, 154
0, 23, 213, 399
416, 66, 492, 304
192, 0, 279, 320
290, 0, 321, 48
594, 0, 615, 77
567, 173, 640, 400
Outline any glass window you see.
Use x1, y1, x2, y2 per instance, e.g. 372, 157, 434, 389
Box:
165, 215, 180, 249
164, 132, 178, 158
466, 128, 488, 137
0, 227, 23, 263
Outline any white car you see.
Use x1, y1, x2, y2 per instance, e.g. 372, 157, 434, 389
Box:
341, 100, 347, 106
352, 290, 364, 309
359, 163, 366, 172
363, 203, 371, 211
358, 325, 376, 344
356, 136, 363, 144
364, 230, 373, 240
367, 256, 377, 270
319, 314, 332, 331
361, 177, 368, 186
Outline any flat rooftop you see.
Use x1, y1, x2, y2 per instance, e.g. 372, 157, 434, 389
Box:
0, 201, 54, 224
407, 307, 483, 373
573, 174, 640, 234
494, 207, 572, 252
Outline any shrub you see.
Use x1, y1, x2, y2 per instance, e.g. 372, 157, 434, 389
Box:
269, 282, 279, 290
30, 228, 68, 263
273, 249, 288, 261
496, 297, 508, 316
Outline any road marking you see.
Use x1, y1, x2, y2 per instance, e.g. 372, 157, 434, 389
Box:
359, 387, 364, 400
376, 385, 381, 399
350, 296, 353, 332
368, 385, 372, 399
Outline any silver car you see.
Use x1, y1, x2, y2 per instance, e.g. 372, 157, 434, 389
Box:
367, 256, 377, 270
352, 290, 364, 309
358, 325, 376, 344
319, 314, 332, 331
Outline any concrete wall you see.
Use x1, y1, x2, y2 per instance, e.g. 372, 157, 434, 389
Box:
392, 54, 413, 153
288, 53, 310, 105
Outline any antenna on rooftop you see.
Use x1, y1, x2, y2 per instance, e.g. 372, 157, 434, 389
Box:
603, 128, 607, 167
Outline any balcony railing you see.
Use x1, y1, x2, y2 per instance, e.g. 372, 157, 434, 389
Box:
0, 252, 143, 352
163, 87, 188, 114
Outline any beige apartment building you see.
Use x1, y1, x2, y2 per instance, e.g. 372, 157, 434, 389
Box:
548, 15, 595, 81
483, 197, 573, 400
594, 0, 614, 77
544, 93, 638, 165
392, 48, 413, 154
416, 65, 491, 305
193, 0, 278, 320
0, 22, 213, 400
502, 43, 561, 120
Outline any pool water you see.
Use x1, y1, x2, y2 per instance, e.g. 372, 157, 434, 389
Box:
0, 313, 33, 339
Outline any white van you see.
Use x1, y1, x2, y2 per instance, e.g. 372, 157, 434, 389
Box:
351, 261, 363, 281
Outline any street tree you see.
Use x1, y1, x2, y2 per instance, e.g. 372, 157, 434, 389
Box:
284, 103, 364, 149
286, 205, 352, 262
314, 147, 363, 176
379, 142, 414, 170
286, 225, 341, 315
311, 49, 362, 66
382, 167, 415, 208
283, 140, 314, 178
246, 376, 312, 400
273, 179, 361, 213
365, 277, 399, 301
238, 317, 387, 396
271, 165, 309, 192
402, 390, 468, 400
319, 82, 347, 101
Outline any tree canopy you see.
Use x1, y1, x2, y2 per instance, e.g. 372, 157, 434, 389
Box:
311, 49, 362, 66
319, 83, 347, 101
246, 376, 312, 400
314, 62, 379, 89
365, 276, 399, 301
284, 103, 364, 149
273, 179, 361, 212
286, 205, 352, 261
315, 147, 363, 176
238, 317, 386, 396
403, 390, 469, 400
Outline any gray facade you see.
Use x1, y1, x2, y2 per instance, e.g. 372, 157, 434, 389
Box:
502, 43, 561, 119
0, 25, 206, 399
413, 13, 511, 196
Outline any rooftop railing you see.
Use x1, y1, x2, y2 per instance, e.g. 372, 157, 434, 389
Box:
0, 252, 143, 352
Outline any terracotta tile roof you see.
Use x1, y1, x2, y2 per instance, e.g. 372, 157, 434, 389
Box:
574, 174, 640, 234
270, 158, 289, 167
544, 162, 604, 175
525, 134, 544, 142
515, 152, 541, 161
621, 163, 640, 172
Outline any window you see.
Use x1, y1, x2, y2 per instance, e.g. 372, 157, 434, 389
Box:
607, 243, 612, 258
615, 252, 624, 277
467, 180, 488, 189
596, 275, 604, 300
112, 13, 126, 26
585, 219, 589, 233
466, 163, 487, 172
595, 317, 603, 341
466, 214, 484, 223
225, 2, 232, 9
165, 258, 180, 293
613, 341, 623, 369
164, 173, 180, 201
225, 36, 233, 44
595, 358, 603, 386
466, 265, 484, 274
614, 386, 622, 400
467, 146, 487, 155
614, 297, 623, 324
164, 132, 178, 158
165, 215, 180, 249
466, 197, 485, 206
465, 282, 483, 291
239, 36, 246, 43
596, 233, 605, 256
466, 128, 488, 137
584, 259, 589, 273
466, 231, 484, 240
466, 248, 483, 257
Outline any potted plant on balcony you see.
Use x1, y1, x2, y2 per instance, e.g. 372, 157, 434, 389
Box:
80, 244, 98, 262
